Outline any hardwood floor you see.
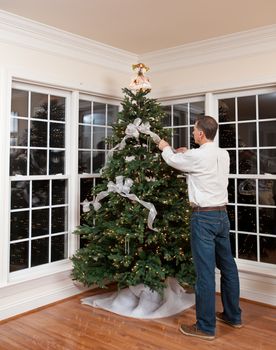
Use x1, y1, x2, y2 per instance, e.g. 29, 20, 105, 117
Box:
0, 286, 275, 350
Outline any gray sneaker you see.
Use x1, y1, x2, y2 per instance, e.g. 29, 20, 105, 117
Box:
216, 312, 243, 328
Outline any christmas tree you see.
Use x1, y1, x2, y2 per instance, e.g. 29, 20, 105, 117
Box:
71, 64, 195, 294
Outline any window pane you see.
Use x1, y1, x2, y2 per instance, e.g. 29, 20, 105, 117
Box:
10, 118, 28, 146
238, 150, 257, 174
32, 180, 49, 207
173, 128, 188, 149
52, 207, 67, 234
238, 122, 256, 147
227, 205, 235, 230
259, 92, 276, 119
93, 151, 105, 173
31, 238, 49, 267
228, 179, 235, 203
11, 211, 29, 241
237, 96, 256, 121
219, 124, 236, 148
49, 150, 65, 175
162, 106, 171, 126
79, 100, 92, 124
31, 92, 48, 119
237, 179, 256, 204
79, 151, 91, 173
32, 209, 49, 237
52, 179, 67, 205
259, 120, 276, 147
30, 121, 47, 147
238, 206, 256, 232
10, 241, 29, 272
190, 126, 199, 149
260, 149, 276, 174
11, 181, 29, 209
190, 101, 205, 124
11, 89, 28, 118
79, 125, 91, 149
260, 236, 276, 264
93, 102, 106, 125
219, 98, 235, 122
259, 208, 276, 235
230, 232, 236, 257
10, 148, 27, 176
93, 127, 105, 149
107, 104, 118, 125
80, 178, 94, 202
30, 149, 47, 175
173, 104, 188, 126
259, 179, 276, 205
228, 150, 236, 174
50, 123, 65, 148
51, 234, 68, 262
50, 96, 65, 121
238, 234, 257, 261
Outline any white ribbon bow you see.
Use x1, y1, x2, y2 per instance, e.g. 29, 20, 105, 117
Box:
82, 176, 158, 231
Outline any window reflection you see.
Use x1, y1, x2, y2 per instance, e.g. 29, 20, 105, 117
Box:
32, 208, 49, 237
237, 179, 256, 204
30, 149, 47, 175
10, 148, 27, 176
259, 93, 276, 119
10, 118, 28, 146
259, 180, 276, 205
93, 102, 106, 125
259, 120, 276, 147
219, 98, 235, 122
51, 234, 67, 262
237, 96, 256, 121
173, 104, 188, 126
79, 100, 91, 124
31, 92, 48, 119
260, 149, 276, 174
49, 150, 65, 174
238, 234, 257, 261
11, 181, 29, 209
31, 238, 49, 267
238, 206, 256, 232
50, 96, 65, 121
50, 123, 65, 148
259, 208, 276, 235
32, 180, 49, 207
11, 89, 28, 118
10, 241, 29, 272
260, 236, 276, 264
11, 211, 29, 241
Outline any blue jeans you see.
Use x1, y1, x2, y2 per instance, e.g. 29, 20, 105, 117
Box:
191, 210, 241, 335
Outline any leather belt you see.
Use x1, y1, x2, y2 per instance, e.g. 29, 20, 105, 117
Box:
192, 205, 227, 212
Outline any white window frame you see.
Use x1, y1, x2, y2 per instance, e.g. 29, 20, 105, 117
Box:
2, 80, 79, 284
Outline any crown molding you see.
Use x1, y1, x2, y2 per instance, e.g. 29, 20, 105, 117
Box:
140, 25, 276, 72
0, 10, 137, 73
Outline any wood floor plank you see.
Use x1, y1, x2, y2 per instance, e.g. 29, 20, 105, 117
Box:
0, 287, 275, 350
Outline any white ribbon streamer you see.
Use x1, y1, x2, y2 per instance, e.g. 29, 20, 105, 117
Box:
103, 119, 161, 172
82, 176, 158, 232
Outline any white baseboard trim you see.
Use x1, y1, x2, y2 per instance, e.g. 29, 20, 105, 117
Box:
0, 270, 92, 321
216, 268, 276, 307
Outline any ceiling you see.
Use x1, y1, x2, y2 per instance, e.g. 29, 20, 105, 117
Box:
0, 0, 275, 54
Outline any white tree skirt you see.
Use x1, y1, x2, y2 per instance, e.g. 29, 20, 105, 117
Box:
81, 277, 195, 319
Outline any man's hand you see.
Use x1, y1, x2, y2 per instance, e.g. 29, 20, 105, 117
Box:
175, 147, 188, 153
158, 140, 170, 151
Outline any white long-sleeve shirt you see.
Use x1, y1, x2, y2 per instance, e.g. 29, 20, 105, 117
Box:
162, 142, 229, 207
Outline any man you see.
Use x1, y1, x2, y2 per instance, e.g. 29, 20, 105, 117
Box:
158, 115, 242, 341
